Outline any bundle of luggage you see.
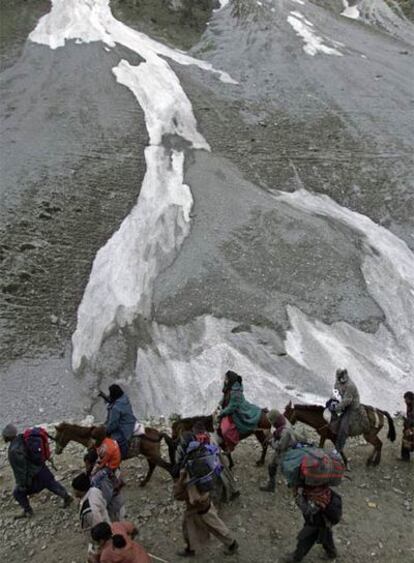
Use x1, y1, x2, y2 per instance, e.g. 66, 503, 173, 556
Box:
184, 440, 223, 492
281, 445, 345, 488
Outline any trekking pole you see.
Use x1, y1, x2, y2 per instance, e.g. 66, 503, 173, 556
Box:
148, 554, 169, 563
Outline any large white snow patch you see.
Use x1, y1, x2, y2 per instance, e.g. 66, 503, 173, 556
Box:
281, 189, 414, 411
30, 0, 236, 369
287, 11, 343, 56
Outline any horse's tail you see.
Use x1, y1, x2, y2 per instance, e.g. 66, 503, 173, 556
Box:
379, 409, 396, 442
160, 432, 176, 465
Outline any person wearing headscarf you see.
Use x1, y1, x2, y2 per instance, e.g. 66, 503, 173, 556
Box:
259, 409, 298, 493
217, 370, 262, 451
101, 384, 137, 459
400, 391, 414, 461
333, 368, 361, 452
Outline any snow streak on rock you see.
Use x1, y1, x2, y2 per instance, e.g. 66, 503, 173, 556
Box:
135, 315, 324, 417
341, 1, 360, 20
358, 0, 414, 44
72, 148, 192, 371
30, 0, 235, 369
287, 11, 343, 56
281, 189, 414, 411
29, 0, 236, 84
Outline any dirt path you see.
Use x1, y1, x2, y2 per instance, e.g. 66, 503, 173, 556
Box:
0, 419, 412, 562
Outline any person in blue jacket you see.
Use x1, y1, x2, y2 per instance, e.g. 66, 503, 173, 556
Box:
100, 384, 137, 459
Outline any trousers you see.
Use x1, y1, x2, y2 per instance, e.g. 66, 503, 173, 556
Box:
13, 465, 67, 512
183, 502, 234, 551
335, 408, 351, 451
293, 520, 336, 560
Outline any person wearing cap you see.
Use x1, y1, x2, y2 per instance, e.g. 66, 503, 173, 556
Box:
259, 410, 297, 493
333, 368, 361, 452
2, 423, 72, 519
100, 384, 137, 459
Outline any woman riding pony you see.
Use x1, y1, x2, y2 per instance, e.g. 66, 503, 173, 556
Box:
217, 370, 262, 451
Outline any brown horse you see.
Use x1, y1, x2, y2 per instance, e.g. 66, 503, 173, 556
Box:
171, 411, 271, 469
54, 422, 175, 486
283, 402, 396, 466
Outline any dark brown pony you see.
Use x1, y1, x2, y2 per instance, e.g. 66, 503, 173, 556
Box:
171, 411, 271, 469
54, 422, 175, 486
283, 402, 396, 466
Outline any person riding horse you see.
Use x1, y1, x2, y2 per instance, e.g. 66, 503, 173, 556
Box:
331, 368, 361, 453
99, 384, 137, 459
217, 370, 262, 452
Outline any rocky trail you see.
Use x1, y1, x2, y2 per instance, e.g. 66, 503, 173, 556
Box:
0, 420, 413, 562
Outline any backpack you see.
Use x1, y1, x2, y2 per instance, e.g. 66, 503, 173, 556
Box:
281, 446, 345, 488
184, 441, 223, 493
23, 427, 51, 465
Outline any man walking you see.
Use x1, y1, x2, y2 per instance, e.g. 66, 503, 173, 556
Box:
173, 432, 238, 558
2, 423, 72, 519
259, 409, 297, 493
282, 486, 342, 562
72, 472, 111, 532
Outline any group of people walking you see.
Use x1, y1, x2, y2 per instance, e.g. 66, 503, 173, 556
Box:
2, 371, 413, 562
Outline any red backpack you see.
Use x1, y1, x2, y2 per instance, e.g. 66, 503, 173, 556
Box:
23, 427, 51, 465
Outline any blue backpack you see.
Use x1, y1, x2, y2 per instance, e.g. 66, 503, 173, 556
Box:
185, 441, 223, 492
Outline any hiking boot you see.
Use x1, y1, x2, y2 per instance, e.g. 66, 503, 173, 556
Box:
62, 494, 73, 508
224, 540, 239, 555
176, 548, 195, 558
259, 482, 275, 493
14, 509, 33, 520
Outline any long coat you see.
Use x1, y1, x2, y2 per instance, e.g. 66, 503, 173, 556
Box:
219, 382, 261, 434
105, 394, 136, 444
334, 374, 366, 434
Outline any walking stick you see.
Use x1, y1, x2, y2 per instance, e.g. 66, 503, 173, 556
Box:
148, 554, 169, 563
